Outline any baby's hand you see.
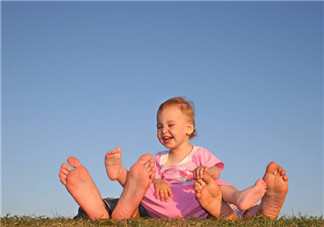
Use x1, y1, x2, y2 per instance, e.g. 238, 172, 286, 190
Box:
193, 166, 211, 179
153, 179, 173, 202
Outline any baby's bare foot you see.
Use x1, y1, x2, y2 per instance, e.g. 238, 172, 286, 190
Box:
105, 147, 123, 179
111, 153, 156, 220
194, 172, 236, 219
236, 178, 267, 210
59, 157, 108, 220
260, 162, 288, 219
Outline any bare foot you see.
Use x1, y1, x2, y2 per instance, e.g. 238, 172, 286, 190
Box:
194, 172, 237, 220
105, 147, 127, 185
259, 162, 288, 219
111, 153, 156, 220
235, 178, 267, 210
59, 157, 108, 220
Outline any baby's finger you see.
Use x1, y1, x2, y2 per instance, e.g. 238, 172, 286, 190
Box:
168, 188, 173, 198
162, 189, 170, 202
195, 168, 202, 179
164, 191, 169, 202
193, 170, 199, 179
156, 190, 160, 199
160, 190, 166, 202
193, 170, 198, 179
199, 168, 205, 178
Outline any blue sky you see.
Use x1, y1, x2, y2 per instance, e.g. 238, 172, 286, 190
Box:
2, 1, 323, 218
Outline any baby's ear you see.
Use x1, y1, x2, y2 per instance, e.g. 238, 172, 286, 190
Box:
186, 122, 194, 135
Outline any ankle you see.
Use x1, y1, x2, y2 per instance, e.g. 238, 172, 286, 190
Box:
117, 168, 128, 186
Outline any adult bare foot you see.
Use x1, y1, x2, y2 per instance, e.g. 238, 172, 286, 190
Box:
236, 178, 267, 210
59, 157, 108, 220
105, 147, 127, 185
194, 172, 237, 220
111, 153, 156, 220
259, 162, 288, 219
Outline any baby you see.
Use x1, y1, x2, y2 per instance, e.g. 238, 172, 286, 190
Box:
105, 97, 266, 218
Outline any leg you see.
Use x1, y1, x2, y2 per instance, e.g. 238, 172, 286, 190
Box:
244, 162, 288, 219
59, 157, 109, 220
194, 172, 238, 220
105, 147, 128, 186
111, 153, 156, 220
220, 178, 266, 210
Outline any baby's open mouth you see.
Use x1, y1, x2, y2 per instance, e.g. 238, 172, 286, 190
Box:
163, 136, 173, 143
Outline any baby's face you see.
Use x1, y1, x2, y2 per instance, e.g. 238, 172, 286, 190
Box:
157, 107, 193, 150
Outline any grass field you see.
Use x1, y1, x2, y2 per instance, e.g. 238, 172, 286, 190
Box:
1, 215, 323, 227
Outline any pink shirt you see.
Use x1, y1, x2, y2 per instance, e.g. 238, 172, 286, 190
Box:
141, 146, 230, 219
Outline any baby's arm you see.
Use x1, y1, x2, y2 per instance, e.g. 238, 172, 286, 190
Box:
193, 166, 220, 180
153, 179, 173, 202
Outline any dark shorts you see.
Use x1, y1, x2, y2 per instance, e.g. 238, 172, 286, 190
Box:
74, 197, 150, 219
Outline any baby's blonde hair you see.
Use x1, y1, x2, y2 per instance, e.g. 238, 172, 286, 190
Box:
157, 97, 197, 139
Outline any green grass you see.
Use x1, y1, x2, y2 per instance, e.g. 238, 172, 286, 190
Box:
1, 215, 323, 227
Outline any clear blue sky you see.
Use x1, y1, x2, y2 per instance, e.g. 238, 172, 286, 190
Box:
2, 1, 323, 218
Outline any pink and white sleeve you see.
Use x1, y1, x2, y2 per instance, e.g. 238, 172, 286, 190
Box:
194, 147, 224, 172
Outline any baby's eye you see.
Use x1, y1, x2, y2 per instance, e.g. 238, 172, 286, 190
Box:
169, 124, 175, 127
157, 125, 162, 129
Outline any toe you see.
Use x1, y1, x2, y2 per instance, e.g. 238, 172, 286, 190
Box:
61, 163, 72, 170
60, 168, 70, 176
279, 169, 286, 176
196, 179, 206, 187
67, 157, 82, 168
266, 161, 278, 173
59, 172, 67, 184
194, 182, 202, 194
202, 172, 214, 184
138, 153, 153, 164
